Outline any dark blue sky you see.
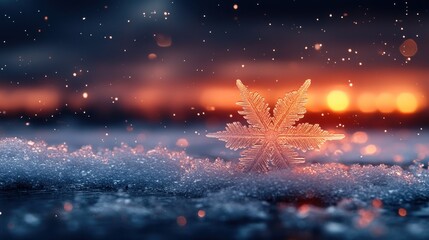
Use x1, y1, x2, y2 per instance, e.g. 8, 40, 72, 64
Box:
1, 0, 427, 83
0, 0, 428, 126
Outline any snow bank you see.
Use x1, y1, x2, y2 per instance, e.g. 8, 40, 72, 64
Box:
1, 137, 428, 204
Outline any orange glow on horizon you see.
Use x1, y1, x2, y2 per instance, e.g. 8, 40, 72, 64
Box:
0, 84, 424, 117
0, 88, 60, 111
376, 93, 396, 113
0, 66, 427, 118
200, 88, 239, 109
357, 93, 377, 113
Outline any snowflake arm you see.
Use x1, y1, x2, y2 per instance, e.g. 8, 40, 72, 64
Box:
206, 122, 263, 150
239, 142, 270, 172
272, 79, 310, 130
278, 123, 345, 152
236, 80, 271, 130
271, 143, 305, 169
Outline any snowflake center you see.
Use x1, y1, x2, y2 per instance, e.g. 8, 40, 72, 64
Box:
265, 130, 278, 142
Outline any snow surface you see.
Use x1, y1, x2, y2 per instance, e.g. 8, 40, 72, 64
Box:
1, 137, 429, 205
1, 134, 429, 239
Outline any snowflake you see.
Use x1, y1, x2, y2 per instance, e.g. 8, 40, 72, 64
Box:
207, 80, 344, 172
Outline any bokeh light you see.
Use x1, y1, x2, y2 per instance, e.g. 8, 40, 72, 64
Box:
326, 90, 349, 112
399, 39, 418, 57
361, 144, 378, 155
351, 131, 368, 144
197, 210, 206, 218
376, 93, 395, 113
176, 138, 189, 148
63, 202, 73, 212
176, 216, 187, 226
396, 92, 418, 114
398, 208, 407, 217
154, 33, 172, 47
148, 53, 158, 60
357, 93, 377, 113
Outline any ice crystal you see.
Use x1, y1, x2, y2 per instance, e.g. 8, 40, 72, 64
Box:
207, 80, 344, 172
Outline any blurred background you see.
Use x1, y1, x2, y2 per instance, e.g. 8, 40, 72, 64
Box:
0, 0, 428, 132
2, 3, 429, 239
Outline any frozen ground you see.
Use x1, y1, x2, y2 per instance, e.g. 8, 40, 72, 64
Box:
0, 127, 428, 239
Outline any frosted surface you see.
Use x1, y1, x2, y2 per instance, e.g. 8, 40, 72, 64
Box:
1, 137, 428, 204
1, 132, 429, 239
